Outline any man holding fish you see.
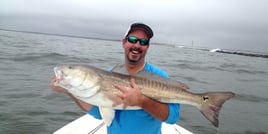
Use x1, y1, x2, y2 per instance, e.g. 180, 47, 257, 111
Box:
50, 23, 235, 134
50, 23, 180, 134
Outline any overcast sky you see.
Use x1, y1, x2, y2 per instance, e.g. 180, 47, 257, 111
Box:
0, 0, 268, 53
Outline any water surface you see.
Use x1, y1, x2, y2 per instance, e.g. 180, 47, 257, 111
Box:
0, 30, 267, 134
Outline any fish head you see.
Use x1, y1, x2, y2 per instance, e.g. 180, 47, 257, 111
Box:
54, 64, 89, 89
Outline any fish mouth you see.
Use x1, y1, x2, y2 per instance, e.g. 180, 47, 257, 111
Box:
54, 67, 65, 82
54, 67, 60, 78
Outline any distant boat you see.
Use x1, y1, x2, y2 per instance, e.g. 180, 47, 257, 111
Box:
209, 48, 222, 52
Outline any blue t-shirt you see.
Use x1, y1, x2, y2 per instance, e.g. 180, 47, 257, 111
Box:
87, 63, 180, 134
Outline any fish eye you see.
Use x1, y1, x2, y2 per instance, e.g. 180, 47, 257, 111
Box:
68, 66, 73, 69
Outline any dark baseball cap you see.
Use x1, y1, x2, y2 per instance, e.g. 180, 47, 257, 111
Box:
125, 23, 154, 39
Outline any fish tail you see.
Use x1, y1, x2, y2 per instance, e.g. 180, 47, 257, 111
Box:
198, 92, 235, 127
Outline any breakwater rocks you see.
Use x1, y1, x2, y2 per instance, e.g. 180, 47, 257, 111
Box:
215, 50, 268, 58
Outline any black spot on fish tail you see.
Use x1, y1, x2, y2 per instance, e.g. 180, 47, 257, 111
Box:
199, 92, 235, 127
203, 96, 209, 101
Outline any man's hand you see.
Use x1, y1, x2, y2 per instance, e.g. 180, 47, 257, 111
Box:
50, 76, 93, 111
50, 76, 68, 94
113, 78, 146, 109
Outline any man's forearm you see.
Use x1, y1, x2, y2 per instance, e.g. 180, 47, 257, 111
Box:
141, 96, 169, 121
67, 92, 93, 111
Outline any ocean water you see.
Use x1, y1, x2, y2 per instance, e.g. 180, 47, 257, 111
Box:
0, 30, 267, 134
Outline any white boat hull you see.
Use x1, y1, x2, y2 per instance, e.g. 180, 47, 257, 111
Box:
53, 114, 193, 134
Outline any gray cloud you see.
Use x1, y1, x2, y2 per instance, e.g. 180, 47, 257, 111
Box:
1, 0, 268, 53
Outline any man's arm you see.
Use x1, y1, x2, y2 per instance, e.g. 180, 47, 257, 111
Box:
66, 92, 93, 111
50, 76, 93, 111
140, 96, 169, 121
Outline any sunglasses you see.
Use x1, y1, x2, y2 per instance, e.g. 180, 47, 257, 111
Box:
126, 36, 149, 46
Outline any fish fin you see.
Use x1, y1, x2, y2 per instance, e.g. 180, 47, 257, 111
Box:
99, 107, 115, 126
137, 71, 189, 90
110, 64, 124, 72
199, 92, 235, 127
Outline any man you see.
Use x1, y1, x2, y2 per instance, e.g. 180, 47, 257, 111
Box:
50, 23, 180, 134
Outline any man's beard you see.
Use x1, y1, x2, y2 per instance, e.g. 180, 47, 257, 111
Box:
127, 55, 142, 65
127, 47, 144, 65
